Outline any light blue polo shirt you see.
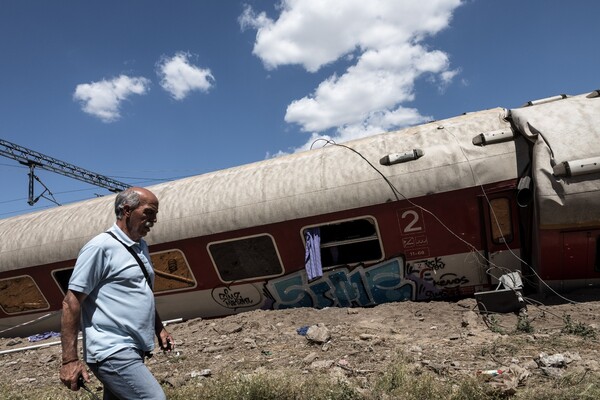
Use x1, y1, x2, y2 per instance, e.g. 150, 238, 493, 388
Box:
69, 224, 156, 363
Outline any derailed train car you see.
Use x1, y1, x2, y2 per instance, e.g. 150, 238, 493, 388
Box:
1, 90, 599, 337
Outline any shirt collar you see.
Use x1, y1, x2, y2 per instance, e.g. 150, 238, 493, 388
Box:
109, 223, 138, 247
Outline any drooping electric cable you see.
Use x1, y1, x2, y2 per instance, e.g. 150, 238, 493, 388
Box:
442, 125, 581, 305
312, 130, 581, 305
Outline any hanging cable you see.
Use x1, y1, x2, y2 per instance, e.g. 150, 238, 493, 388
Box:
312, 129, 580, 305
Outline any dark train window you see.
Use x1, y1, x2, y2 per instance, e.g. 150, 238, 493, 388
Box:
208, 234, 283, 282
594, 236, 600, 272
150, 250, 196, 292
489, 198, 513, 244
53, 268, 74, 294
0, 276, 49, 314
304, 217, 383, 268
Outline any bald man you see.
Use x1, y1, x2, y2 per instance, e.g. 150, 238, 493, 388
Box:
60, 187, 173, 400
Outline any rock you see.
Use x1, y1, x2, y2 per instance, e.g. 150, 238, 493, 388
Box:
533, 333, 550, 340
408, 345, 422, 353
163, 376, 187, 388
203, 345, 234, 353
190, 369, 211, 378
310, 360, 334, 369
461, 311, 480, 328
213, 323, 243, 335
303, 352, 319, 364
536, 352, 566, 368
306, 324, 330, 344
39, 354, 56, 364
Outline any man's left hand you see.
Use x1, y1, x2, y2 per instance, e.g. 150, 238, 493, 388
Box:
158, 328, 174, 352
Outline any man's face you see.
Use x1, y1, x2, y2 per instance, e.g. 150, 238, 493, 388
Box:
125, 192, 159, 241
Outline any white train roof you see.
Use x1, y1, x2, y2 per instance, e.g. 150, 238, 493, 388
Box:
2, 90, 599, 272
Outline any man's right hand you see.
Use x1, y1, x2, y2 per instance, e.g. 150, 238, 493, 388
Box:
59, 360, 89, 391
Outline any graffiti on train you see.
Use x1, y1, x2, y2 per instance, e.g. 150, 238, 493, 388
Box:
211, 284, 263, 309
405, 256, 470, 299
265, 258, 415, 310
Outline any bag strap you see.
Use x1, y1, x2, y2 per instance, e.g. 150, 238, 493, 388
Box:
105, 231, 152, 288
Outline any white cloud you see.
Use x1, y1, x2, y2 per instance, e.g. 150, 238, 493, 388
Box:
241, 0, 462, 152
157, 52, 215, 100
73, 75, 150, 123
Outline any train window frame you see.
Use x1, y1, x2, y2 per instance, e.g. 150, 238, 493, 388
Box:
52, 267, 75, 295
301, 216, 384, 270
51, 249, 197, 295
207, 233, 284, 283
150, 249, 197, 293
595, 234, 600, 273
0, 275, 50, 315
488, 197, 514, 245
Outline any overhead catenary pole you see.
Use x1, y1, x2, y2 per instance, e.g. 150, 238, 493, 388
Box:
0, 138, 131, 206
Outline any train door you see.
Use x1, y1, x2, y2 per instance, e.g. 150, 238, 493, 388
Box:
479, 191, 522, 281
561, 230, 600, 280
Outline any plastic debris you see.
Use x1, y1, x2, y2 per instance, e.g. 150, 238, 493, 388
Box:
296, 326, 309, 336
27, 331, 60, 342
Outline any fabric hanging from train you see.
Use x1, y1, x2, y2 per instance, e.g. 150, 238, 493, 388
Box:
304, 227, 323, 281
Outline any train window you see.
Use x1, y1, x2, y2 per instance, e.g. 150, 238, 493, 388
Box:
304, 217, 383, 268
52, 268, 74, 294
150, 250, 196, 292
489, 198, 513, 244
208, 234, 283, 282
594, 236, 600, 272
0, 276, 49, 314
51, 251, 195, 295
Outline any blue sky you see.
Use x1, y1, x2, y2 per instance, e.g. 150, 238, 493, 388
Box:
1, 0, 598, 218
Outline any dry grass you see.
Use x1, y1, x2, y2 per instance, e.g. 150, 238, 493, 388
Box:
3, 354, 600, 400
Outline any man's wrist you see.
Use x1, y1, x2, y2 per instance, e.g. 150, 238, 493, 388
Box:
61, 358, 79, 365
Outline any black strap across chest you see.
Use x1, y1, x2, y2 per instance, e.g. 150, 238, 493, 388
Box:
105, 231, 152, 288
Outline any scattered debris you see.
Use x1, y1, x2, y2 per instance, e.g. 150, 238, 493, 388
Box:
1, 294, 599, 397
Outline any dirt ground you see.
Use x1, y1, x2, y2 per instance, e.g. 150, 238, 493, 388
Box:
1, 289, 599, 398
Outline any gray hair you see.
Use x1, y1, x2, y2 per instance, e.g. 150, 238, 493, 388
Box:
115, 188, 141, 219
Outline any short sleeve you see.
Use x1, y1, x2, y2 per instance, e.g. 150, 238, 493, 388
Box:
68, 242, 107, 295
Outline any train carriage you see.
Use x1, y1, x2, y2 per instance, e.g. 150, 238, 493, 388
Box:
1, 90, 599, 337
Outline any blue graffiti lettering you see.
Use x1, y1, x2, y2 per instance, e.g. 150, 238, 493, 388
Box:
265, 258, 415, 310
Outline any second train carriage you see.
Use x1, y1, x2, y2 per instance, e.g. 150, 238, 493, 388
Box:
1, 90, 599, 337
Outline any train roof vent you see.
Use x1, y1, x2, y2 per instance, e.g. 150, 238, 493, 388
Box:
379, 149, 424, 166
472, 129, 514, 146
521, 94, 567, 107
552, 156, 600, 177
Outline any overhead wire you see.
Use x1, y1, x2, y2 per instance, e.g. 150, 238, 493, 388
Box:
313, 119, 580, 307
0, 161, 204, 216
445, 124, 581, 305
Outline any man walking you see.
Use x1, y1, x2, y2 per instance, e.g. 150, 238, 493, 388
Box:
60, 187, 173, 399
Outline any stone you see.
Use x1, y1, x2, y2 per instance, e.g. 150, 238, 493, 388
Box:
306, 324, 330, 344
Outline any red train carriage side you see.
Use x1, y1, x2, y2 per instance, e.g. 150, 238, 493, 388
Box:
510, 92, 600, 290
1, 90, 598, 337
